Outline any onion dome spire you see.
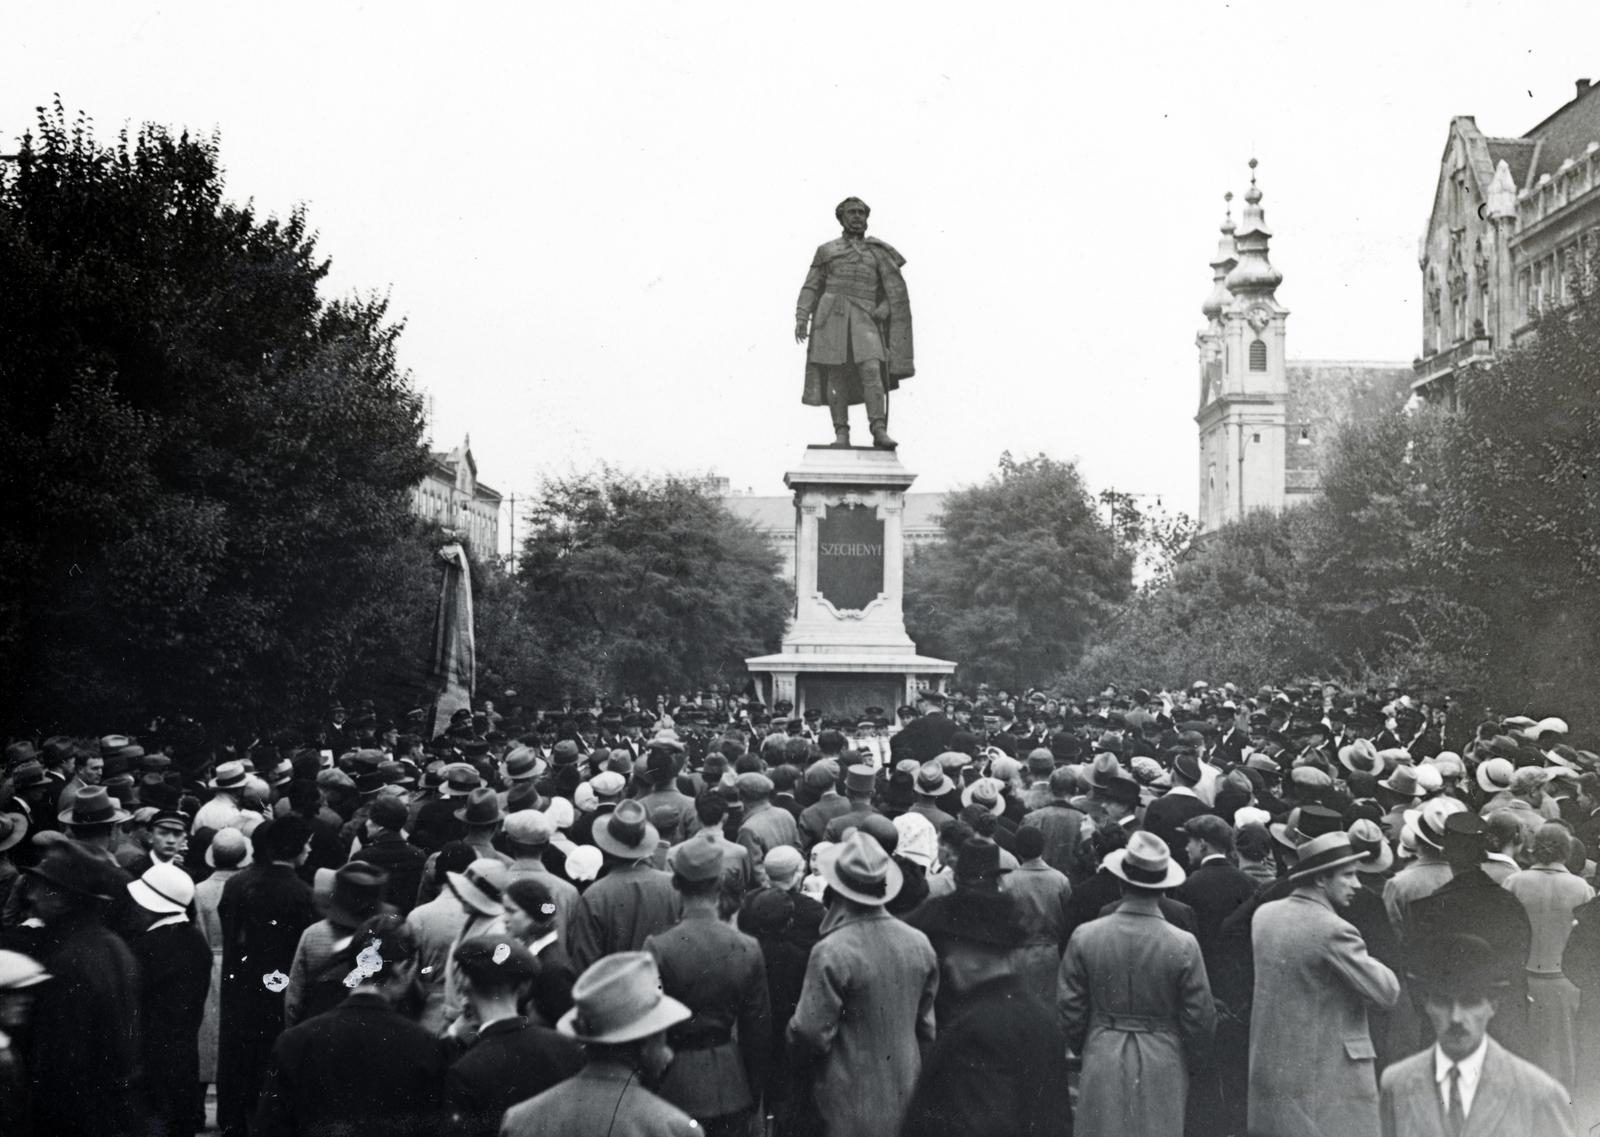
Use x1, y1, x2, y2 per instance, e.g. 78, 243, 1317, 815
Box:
1224, 158, 1283, 296
1201, 191, 1238, 322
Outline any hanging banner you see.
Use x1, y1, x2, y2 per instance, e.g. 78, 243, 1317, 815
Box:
428, 543, 475, 737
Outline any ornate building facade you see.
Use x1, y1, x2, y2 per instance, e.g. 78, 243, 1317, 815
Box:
410, 437, 502, 555
1195, 162, 1411, 533
1414, 78, 1600, 406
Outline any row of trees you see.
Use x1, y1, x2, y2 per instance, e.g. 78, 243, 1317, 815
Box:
1066, 257, 1600, 727
0, 104, 790, 735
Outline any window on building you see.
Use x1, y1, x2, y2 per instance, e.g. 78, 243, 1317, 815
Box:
1248, 339, 1267, 371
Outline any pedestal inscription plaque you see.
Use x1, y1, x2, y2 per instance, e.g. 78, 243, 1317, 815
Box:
816, 503, 884, 611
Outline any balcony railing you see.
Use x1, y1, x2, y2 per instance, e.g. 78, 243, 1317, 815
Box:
1412, 334, 1493, 389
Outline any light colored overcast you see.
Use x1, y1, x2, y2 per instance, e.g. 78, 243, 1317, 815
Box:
9, 2, 1600, 548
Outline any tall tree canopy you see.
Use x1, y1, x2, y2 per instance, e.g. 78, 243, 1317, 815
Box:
0, 102, 431, 734
905, 453, 1132, 689
514, 469, 789, 700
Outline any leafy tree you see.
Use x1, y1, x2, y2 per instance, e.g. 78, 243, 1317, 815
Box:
904, 453, 1132, 689
0, 102, 432, 734
514, 469, 789, 699
1097, 489, 1198, 587
1432, 258, 1600, 721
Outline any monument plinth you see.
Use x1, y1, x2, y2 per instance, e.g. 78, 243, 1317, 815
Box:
746, 446, 955, 718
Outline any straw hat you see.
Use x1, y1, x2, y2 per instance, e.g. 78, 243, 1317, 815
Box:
1102, 830, 1185, 890
1288, 832, 1367, 881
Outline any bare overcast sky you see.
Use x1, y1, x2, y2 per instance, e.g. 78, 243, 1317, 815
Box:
9, 2, 1600, 546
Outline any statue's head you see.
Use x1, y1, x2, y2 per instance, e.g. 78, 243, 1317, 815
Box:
835, 197, 870, 235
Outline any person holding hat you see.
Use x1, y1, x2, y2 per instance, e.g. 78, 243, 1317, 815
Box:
1380, 933, 1575, 1137
20, 839, 142, 1137
443, 936, 583, 1137
216, 815, 318, 1137
641, 832, 771, 1137
127, 861, 212, 1137
788, 831, 938, 1137
500, 951, 696, 1137
253, 915, 447, 1137
1248, 831, 1401, 1137
901, 888, 1073, 1137
1059, 829, 1214, 1137
568, 800, 679, 972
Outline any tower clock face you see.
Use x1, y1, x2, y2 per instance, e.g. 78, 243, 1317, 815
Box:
1247, 305, 1272, 333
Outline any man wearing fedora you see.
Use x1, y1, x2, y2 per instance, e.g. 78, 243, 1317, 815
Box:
501, 952, 697, 1137
644, 832, 771, 1137
283, 860, 391, 1027
253, 916, 447, 1137
127, 860, 212, 1137
1249, 830, 1401, 1137
569, 800, 679, 972
1380, 933, 1574, 1137
789, 830, 939, 1137
903, 887, 1072, 1137
440, 857, 512, 1036
18, 839, 142, 1137
194, 761, 250, 835
1408, 813, 1534, 1062
1384, 796, 1464, 941
1059, 829, 1215, 1137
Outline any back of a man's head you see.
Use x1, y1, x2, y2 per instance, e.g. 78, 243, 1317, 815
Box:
1048, 766, 1078, 799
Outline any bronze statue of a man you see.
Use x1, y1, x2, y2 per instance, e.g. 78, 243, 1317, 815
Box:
794, 197, 914, 449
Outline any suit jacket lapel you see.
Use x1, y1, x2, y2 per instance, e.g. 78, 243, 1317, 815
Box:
1462, 1040, 1511, 1137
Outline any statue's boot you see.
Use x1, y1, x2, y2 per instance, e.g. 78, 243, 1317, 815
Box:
862, 379, 897, 449
826, 376, 852, 448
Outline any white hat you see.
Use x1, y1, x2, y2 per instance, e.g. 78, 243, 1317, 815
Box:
128, 861, 195, 916
565, 844, 603, 883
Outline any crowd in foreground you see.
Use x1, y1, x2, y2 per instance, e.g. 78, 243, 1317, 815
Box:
0, 680, 1597, 1137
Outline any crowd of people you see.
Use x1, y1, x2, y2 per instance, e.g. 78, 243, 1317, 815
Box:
0, 679, 1596, 1137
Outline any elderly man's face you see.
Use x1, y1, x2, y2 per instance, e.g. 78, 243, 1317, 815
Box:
839, 203, 869, 236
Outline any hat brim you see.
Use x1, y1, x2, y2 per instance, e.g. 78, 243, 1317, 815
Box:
1269, 822, 1302, 850
445, 871, 505, 917
27, 863, 112, 901
557, 991, 692, 1044
915, 775, 955, 797
205, 841, 253, 870
58, 804, 133, 827
453, 805, 505, 825
1376, 776, 1422, 798
1475, 766, 1510, 795
0, 813, 27, 854
959, 785, 1005, 816
206, 777, 249, 792
817, 842, 903, 906
1355, 841, 1395, 875
1288, 849, 1368, 882
1102, 848, 1185, 890
592, 814, 660, 860
127, 877, 188, 916
1340, 751, 1384, 778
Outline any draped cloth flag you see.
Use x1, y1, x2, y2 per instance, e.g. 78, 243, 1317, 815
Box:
428, 543, 475, 738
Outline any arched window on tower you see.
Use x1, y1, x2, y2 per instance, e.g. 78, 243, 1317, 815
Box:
1249, 339, 1267, 371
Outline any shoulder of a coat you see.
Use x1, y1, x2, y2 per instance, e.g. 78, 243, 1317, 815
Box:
816, 238, 849, 257
866, 237, 906, 265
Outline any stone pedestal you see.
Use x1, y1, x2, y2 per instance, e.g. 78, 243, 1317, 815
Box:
747, 446, 955, 718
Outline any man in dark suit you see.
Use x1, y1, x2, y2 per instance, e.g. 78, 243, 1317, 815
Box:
1174, 814, 1257, 978
444, 937, 583, 1137
253, 915, 446, 1137
1381, 933, 1575, 1136
1408, 813, 1534, 1060
216, 815, 318, 1137
1142, 752, 1213, 870
357, 795, 429, 916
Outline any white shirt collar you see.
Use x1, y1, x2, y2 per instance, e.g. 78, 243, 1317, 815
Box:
528, 929, 559, 956
1485, 852, 1517, 866
1434, 1037, 1489, 1116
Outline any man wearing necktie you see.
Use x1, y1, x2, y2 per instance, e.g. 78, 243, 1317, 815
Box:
1379, 933, 1573, 1136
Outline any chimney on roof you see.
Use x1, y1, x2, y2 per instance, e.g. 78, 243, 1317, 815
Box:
1579, 78, 1593, 97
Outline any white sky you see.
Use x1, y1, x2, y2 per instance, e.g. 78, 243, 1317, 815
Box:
9, 2, 1600, 549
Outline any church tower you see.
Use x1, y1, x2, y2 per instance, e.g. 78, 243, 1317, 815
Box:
1195, 159, 1289, 532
